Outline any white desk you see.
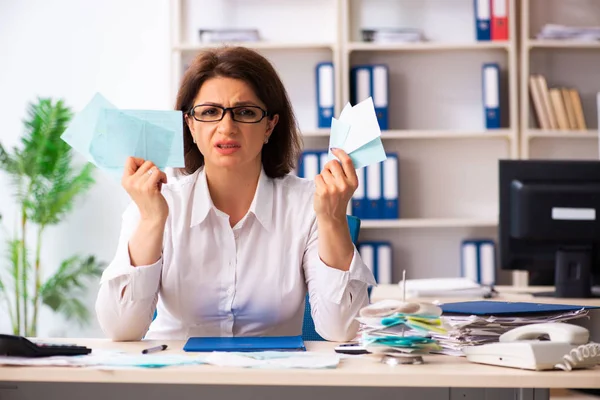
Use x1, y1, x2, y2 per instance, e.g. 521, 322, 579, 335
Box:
0, 339, 598, 400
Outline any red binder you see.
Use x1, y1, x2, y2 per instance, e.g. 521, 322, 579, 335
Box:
491, 0, 509, 41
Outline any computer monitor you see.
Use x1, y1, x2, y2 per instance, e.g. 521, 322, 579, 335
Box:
499, 159, 600, 298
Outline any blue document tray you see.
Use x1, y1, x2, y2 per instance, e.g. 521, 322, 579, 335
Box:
440, 301, 598, 316
183, 335, 306, 352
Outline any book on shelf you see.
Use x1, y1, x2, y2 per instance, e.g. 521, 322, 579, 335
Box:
198, 29, 260, 43
536, 24, 600, 41
528, 74, 587, 131
360, 28, 425, 43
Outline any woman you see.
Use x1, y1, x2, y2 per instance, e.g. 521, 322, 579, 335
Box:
95, 46, 376, 342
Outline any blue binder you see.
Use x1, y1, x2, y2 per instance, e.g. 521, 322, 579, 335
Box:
183, 335, 306, 352
351, 167, 366, 219
441, 301, 598, 316
350, 64, 389, 130
316, 62, 334, 129
461, 239, 496, 285
381, 153, 399, 219
474, 0, 491, 41
358, 241, 393, 284
365, 162, 382, 219
297, 151, 320, 179
482, 63, 501, 129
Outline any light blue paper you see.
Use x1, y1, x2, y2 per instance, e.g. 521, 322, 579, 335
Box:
348, 137, 387, 169
326, 97, 387, 170
327, 117, 351, 161
61, 92, 185, 181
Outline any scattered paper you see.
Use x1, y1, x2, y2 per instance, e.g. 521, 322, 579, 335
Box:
203, 351, 340, 369
327, 97, 387, 169
61, 93, 185, 181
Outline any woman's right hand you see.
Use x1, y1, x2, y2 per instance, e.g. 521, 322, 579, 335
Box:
121, 157, 169, 222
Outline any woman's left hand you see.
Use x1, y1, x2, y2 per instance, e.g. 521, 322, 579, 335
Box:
314, 148, 359, 221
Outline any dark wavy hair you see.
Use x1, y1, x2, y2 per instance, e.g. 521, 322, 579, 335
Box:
175, 46, 302, 178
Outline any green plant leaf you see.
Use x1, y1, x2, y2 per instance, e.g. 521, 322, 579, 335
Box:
40, 255, 104, 325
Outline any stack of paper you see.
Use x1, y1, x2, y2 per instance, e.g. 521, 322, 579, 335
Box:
433, 303, 591, 356
536, 24, 600, 41
356, 300, 446, 354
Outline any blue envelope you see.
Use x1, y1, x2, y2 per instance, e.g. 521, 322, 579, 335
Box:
183, 336, 306, 352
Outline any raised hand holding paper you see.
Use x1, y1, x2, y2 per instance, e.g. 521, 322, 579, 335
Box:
327, 97, 387, 169
60, 93, 185, 180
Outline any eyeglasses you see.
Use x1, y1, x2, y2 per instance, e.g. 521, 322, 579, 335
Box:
188, 104, 270, 124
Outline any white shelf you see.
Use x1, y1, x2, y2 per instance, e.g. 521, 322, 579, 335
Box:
361, 218, 498, 229
346, 41, 510, 52
527, 40, 600, 49
174, 42, 335, 52
526, 129, 598, 139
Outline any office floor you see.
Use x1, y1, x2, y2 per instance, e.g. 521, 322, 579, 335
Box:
552, 389, 599, 399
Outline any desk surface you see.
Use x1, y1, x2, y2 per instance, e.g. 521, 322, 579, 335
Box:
1, 339, 599, 389
371, 285, 600, 307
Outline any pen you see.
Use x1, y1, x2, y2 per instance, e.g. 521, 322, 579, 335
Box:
141, 344, 168, 354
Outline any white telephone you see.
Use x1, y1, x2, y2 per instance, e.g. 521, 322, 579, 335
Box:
463, 322, 600, 371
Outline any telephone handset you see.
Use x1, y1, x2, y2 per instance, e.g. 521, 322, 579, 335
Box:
463, 322, 600, 371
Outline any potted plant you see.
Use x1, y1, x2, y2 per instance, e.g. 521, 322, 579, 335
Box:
0, 98, 104, 337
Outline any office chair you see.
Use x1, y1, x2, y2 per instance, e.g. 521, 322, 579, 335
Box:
301, 215, 362, 341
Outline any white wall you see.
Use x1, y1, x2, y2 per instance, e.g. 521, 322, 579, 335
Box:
0, 0, 170, 337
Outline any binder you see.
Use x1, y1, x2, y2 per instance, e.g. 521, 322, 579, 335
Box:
316, 62, 334, 129
351, 65, 389, 130
461, 239, 496, 285
297, 151, 319, 180
351, 167, 366, 218
183, 335, 306, 352
319, 151, 329, 173
358, 241, 393, 284
365, 162, 382, 219
482, 63, 501, 129
382, 153, 399, 219
358, 243, 375, 284
491, 0, 508, 41
376, 242, 393, 284
372, 65, 389, 130
474, 0, 491, 41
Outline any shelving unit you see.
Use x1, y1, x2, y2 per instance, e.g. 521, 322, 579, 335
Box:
520, 0, 600, 160
169, 0, 520, 284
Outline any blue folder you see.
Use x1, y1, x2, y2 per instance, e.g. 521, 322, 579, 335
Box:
183, 335, 306, 352
441, 301, 598, 316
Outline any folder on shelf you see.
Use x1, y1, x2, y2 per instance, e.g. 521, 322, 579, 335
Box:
561, 88, 578, 130
365, 162, 382, 219
183, 336, 306, 352
316, 62, 334, 129
352, 167, 366, 218
461, 239, 496, 286
297, 151, 320, 180
372, 65, 389, 130
350, 65, 389, 130
491, 0, 508, 41
536, 75, 559, 130
382, 153, 399, 219
570, 89, 587, 131
482, 63, 500, 129
474, 0, 491, 41
358, 241, 393, 284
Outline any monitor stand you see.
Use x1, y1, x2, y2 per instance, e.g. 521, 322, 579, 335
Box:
533, 246, 600, 299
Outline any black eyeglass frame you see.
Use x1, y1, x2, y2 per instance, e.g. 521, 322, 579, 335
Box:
187, 104, 271, 124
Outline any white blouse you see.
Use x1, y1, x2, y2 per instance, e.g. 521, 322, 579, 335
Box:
95, 167, 376, 342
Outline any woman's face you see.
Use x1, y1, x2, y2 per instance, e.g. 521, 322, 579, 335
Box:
185, 76, 278, 172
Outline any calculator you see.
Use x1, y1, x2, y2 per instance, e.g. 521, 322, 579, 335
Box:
0, 334, 92, 357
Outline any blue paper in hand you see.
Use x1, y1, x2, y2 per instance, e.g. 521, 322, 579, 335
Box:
327, 97, 387, 169
61, 93, 185, 181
